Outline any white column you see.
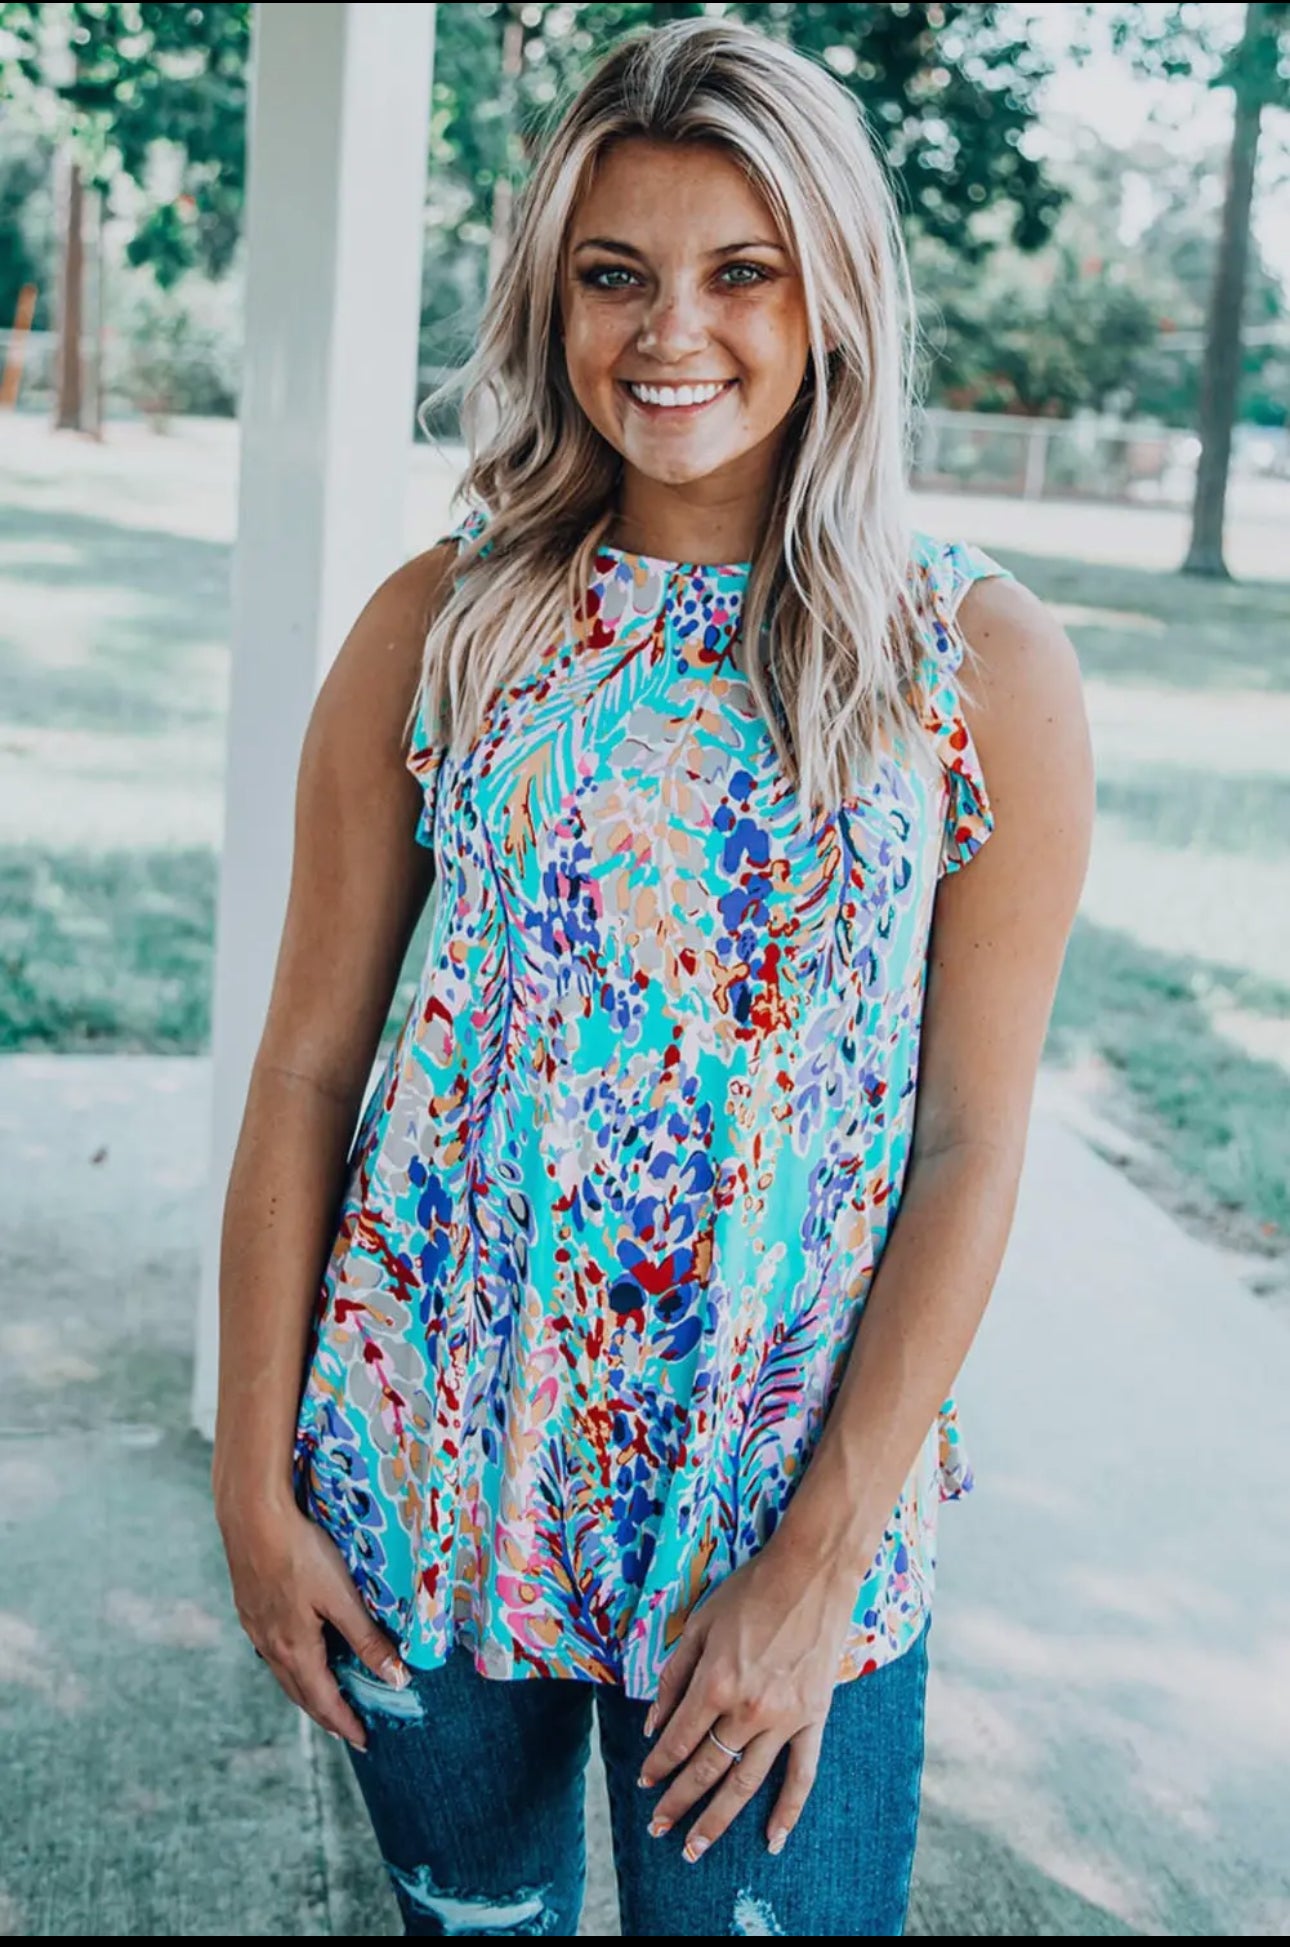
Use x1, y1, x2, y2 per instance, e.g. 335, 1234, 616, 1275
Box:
193, 1, 436, 1438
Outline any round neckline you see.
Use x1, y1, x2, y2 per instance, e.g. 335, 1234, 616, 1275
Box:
594, 541, 753, 576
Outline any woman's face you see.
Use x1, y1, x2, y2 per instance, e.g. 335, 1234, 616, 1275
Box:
561, 138, 810, 500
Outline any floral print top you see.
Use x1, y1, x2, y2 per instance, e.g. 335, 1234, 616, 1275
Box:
292, 509, 1016, 1698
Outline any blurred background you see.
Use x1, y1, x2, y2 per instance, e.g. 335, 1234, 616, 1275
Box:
1, 1, 1288, 1936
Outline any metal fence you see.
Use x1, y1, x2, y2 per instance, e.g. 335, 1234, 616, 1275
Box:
909, 407, 1207, 509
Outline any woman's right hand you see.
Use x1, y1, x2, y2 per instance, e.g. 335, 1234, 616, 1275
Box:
216, 1493, 412, 1751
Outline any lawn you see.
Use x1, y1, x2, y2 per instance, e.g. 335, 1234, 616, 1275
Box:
1006, 546, 1290, 1266
2, 419, 1287, 1280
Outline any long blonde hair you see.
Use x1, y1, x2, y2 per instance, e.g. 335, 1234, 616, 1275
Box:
409, 15, 932, 823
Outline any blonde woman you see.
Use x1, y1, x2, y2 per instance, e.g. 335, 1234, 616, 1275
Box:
214, 17, 1093, 1938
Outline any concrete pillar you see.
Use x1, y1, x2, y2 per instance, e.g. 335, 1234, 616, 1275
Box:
192, 1, 436, 1438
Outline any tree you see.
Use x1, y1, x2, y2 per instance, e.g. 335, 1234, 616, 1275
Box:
752, 2, 1067, 256
1115, 134, 1287, 429
1183, 2, 1287, 575
422, 0, 1069, 371
1, 0, 250, 425
1, 2, 250, 284
1110, 1, 1290, 578
0, 115, 55, 334
914, 116, 1290, 425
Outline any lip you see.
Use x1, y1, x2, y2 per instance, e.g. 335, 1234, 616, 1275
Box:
619, 378, 738, 419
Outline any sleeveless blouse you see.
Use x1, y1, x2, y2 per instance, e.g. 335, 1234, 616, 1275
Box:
293, 510, 1016, 1697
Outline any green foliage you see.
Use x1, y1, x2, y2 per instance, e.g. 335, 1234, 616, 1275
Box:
748, 1, 1066, 254
0, 115, 55, 329
4, 2, 1285, 423
925, 239, 1160, 416
419, 1, 1067, 379
119, 276, 240, 419
433, 3, 1064, 245
1108, 0, 1290, 108
2, 0, 250, 284
916, 96, 1290, 425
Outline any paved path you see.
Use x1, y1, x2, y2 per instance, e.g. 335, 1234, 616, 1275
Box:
0, 1055, 1285, 1934
914, 1069, 1290, 1936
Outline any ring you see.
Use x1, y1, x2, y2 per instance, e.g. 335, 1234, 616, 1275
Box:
707, 1726, 745, 1763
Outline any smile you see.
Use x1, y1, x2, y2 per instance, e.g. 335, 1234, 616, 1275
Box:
621, 378, 737, 414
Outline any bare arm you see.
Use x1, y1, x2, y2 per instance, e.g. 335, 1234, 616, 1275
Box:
767, 568, 1096, 1587
211, 541, 455, 1743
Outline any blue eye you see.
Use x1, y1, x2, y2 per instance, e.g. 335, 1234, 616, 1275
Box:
577, 262, 771, 292
579, 266, 638, 290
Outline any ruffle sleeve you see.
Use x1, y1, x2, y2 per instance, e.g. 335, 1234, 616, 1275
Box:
912, 533, 1017, 881
405, 687, 447, 852
936, 1393, 975, 1501
404, 506, 491, 851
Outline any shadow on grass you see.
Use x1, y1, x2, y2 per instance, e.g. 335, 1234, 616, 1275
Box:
0, 504, 231, 737
1097, 767, 1290, 859
971, 546, 1290, 694
1048, 915, 1290, 1241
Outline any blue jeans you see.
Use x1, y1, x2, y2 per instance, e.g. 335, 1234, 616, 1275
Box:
324, 1618, 930, 1937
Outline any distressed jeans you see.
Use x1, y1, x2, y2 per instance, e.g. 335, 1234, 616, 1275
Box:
324, 1617, 929, 1937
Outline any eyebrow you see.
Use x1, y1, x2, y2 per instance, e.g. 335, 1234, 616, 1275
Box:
571, 237, 787, 259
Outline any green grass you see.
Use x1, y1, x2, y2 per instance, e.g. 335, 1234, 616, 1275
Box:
0, 846, 427, 1055
0, 848, 215, 1050
1096, 769, 1290, 859
1049, 918, 1290, 1242
984, 546, 1290, 693
981, 545, 1290, 1258
0, 503, 231, 733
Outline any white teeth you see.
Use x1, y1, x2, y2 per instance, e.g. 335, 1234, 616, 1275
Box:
627, 380, 729, 408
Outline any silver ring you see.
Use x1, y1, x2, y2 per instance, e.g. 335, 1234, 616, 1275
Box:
707, 1726, 745, 1764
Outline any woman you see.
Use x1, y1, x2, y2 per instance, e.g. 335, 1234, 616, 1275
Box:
214, 17, 1093, 1938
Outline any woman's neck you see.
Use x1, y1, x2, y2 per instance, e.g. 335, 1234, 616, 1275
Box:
608, 468, 778, 568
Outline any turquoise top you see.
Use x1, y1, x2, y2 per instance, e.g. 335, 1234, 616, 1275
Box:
293, 509, 1016, 1696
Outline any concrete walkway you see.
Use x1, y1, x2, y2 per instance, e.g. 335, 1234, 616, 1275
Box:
0, 1055, 1285, 1935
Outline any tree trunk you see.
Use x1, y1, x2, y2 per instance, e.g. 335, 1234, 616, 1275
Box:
1183, 2, 1274, 578
87, 185, 105, 440
486, 7, 526, 297
55, 155, 85, 431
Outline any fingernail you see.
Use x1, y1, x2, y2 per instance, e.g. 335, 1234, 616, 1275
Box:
767, 1828, 788, 1856
326, 1730, 343, 1743
683, 1834, 710, 1863
381, 1658, 411, 1690
643, 1705, 657, 1738
349, 1738, 367, 1754
648, 1817, 671, 1839
637, 1770, 651, 1790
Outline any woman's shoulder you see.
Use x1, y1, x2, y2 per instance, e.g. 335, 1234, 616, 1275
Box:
372, 539, 464, 632
905, 525, 1079, 697
907, 524, 1017, 617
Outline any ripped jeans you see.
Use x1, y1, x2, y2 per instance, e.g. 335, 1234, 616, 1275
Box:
324, 1618, 929, 1937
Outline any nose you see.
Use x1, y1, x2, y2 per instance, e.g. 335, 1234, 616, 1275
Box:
636, 281, 709, 362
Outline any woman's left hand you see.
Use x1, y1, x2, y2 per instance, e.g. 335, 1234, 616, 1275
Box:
637, 1538, 860, 1860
